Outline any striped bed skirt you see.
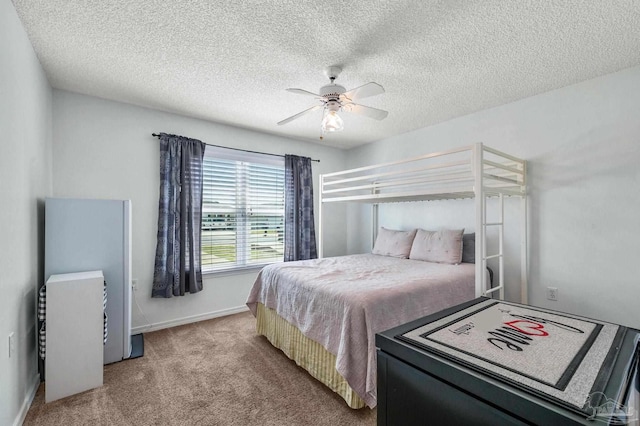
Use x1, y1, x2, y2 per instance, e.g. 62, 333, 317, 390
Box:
255, 303, 366, 409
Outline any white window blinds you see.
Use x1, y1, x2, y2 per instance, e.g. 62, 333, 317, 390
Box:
201, 146, 285, 272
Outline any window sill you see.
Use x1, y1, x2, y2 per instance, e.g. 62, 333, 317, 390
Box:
202, 263, 278, 278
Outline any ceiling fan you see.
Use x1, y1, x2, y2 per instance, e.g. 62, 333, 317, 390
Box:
277, 66, 388, 139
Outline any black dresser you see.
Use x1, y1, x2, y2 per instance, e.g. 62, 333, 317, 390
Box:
376, 297, 640, 426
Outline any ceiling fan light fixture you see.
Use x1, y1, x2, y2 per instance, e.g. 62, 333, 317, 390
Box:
321, 109, 344, 133
278, 66, 387, 137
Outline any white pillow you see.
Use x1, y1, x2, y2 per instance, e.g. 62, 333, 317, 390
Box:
409, 229, 464, 264
372, 227, 417, 259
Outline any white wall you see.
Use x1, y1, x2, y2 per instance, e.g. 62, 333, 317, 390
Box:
346, 66, 640, 328
52, 90, 347, 332
0, 1, 53, 424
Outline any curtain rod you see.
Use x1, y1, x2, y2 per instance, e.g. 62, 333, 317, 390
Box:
152, 133, 320, 163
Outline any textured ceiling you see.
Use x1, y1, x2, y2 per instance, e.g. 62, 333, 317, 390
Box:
12, 1, 640, 149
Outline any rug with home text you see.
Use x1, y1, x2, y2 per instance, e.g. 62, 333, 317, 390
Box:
398, 299, 624, 414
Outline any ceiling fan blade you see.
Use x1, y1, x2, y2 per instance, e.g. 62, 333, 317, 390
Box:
277, 105, 322, 126
341, 82, 385, 101
286, 88, 322, 97
342, 103, 388, 120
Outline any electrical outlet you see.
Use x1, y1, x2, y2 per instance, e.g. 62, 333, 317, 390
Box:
132, 279, 138, 291
8, 332, 15, 358
547, 286, 558, 301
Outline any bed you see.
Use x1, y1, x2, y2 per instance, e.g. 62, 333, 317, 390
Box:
246, 143, 527, 408
247, 253, 484, 408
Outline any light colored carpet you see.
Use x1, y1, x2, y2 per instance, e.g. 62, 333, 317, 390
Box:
24, 311, 376, 425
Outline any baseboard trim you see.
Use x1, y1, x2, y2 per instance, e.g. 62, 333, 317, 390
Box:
14, 373, 40, 426
131, 305, 249, 334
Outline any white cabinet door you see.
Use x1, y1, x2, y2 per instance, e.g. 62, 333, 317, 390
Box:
45, 271, 104, 403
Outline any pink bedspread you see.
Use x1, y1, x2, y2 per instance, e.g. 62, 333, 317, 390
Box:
246, 254, 476, 408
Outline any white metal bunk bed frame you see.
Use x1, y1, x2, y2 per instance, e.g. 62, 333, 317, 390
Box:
318, 143, 528, 303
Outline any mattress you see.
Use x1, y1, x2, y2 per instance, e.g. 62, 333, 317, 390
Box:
246, 253, 477, 408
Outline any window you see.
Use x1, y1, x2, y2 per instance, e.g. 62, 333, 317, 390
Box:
201, 146, 285, 272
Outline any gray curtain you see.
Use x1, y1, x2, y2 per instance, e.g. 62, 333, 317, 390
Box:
284, 155, 317, 261
152, 133, 206, 298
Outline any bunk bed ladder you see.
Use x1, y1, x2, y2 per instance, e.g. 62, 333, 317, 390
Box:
474, 143, 527, 302
474, 144, 485, 298
474, 143, 505, 300
482, 194, 505, 300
